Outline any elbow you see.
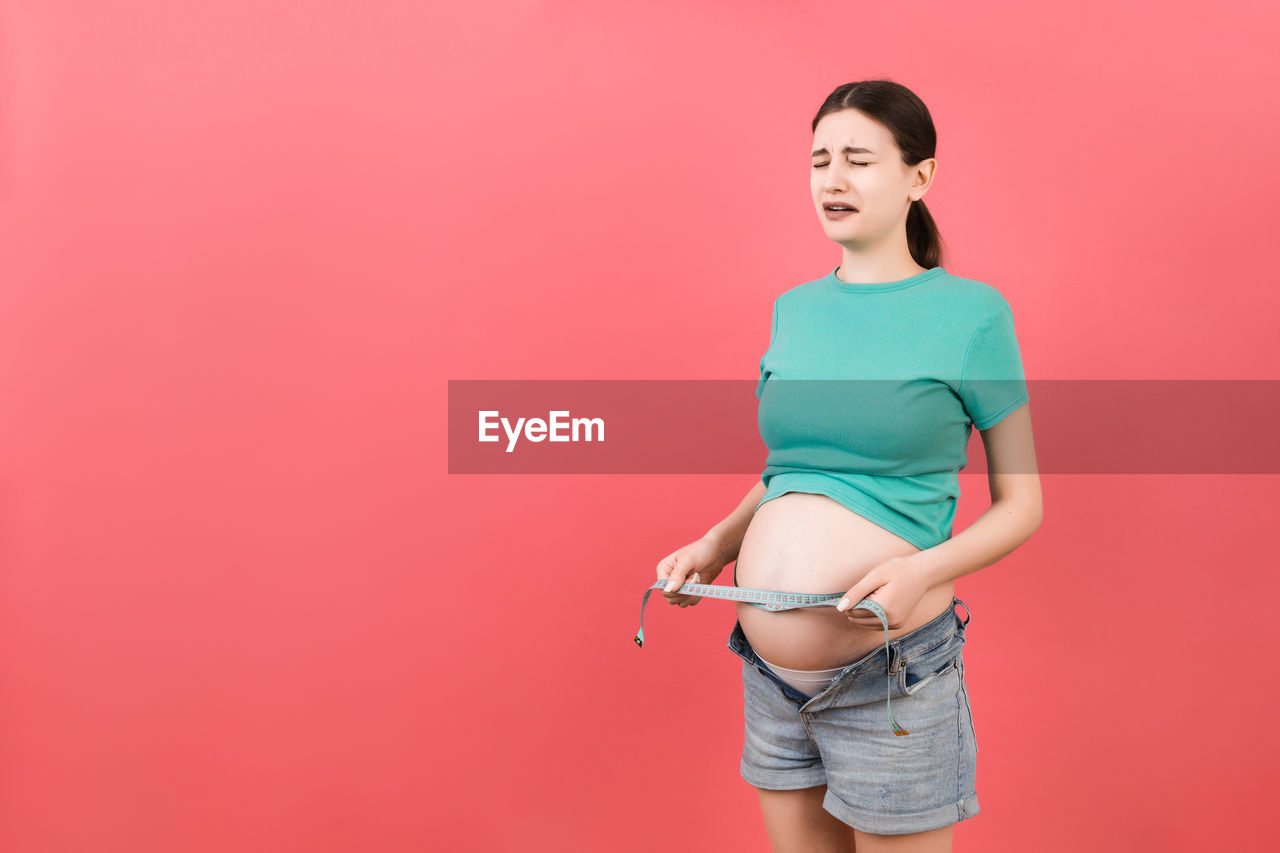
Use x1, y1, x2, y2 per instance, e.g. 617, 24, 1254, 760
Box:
1023, 493, 1044, 527
1024, 499, 1044, 538
998, 496, 1042, 539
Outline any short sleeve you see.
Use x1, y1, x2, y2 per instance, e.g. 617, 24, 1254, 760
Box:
957, 304, 1029, 429
756, 297, 779, 399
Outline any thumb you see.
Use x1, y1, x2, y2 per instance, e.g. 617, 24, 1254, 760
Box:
664, 557, 689, 592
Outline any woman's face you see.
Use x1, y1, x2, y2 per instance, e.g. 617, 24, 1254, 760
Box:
809, 110, 934, 249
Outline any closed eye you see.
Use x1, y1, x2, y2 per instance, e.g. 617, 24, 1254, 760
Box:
813, 162, 869, 168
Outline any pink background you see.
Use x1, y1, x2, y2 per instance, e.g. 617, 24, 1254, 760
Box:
1, 1, 1277, 851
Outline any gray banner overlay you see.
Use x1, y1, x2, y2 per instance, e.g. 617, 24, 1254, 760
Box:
448, 380, 1280, 474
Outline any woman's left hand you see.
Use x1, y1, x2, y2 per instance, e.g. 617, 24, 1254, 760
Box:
835, 556, 930, 631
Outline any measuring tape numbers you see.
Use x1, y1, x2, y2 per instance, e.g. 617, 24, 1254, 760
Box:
634, 579, 910, 736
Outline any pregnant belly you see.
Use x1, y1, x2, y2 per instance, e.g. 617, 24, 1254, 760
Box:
734, 491, 955, 670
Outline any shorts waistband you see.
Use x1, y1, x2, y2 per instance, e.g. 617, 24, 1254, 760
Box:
728, 597, 971, 683
887, 597, 970, 672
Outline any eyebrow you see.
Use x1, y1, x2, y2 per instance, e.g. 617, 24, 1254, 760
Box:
811, 145, 875, 157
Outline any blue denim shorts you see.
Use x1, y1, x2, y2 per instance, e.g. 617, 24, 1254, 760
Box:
727, 597, 980, 836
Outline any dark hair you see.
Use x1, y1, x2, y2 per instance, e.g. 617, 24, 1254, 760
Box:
812, 80, 944, 269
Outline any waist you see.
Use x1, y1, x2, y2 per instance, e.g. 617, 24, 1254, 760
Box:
734, 492, 950, 669
733, 583, 956, 670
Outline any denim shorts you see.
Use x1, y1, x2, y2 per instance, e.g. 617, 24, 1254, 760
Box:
727, 597, 980, 836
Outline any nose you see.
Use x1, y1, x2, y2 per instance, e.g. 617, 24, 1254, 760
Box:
821, 162, 849, 193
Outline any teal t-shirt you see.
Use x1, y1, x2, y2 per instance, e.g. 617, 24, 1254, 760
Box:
755, 265, 1030, 551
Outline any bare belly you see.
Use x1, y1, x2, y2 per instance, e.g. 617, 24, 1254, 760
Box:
735, 492, 956, 670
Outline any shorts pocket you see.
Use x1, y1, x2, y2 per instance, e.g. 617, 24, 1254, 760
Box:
896, 632, 964, 697
742, 660, 776, 711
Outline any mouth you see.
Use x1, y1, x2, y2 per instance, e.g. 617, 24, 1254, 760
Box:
824, 206, 857, 220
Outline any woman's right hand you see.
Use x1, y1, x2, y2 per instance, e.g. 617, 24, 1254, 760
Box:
655, 538, 728, 608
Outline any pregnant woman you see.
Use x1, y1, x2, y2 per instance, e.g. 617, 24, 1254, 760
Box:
654, 80, 1043, 853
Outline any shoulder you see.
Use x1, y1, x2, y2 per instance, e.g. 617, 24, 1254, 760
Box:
774, 272, 832, 307
925, 272, 1022, 339
933, 271, 1014, 313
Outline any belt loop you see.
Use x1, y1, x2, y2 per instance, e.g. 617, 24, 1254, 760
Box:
888, 640, 901, 675
954, 597, 972, 628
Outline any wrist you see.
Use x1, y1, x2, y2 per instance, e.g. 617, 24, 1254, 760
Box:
702, 529, 738, 566
900, 550, 943, 589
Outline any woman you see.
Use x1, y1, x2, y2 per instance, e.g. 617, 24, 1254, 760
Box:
655, 80, 1043, 852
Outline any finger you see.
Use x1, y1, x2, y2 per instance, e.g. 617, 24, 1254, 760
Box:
664, 560, 689, 593
656, 554, 677, 583
682, 573, 703, 602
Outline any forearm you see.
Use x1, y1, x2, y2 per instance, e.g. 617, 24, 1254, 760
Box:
905, 497, 1043, 588
704, 479, 768, 565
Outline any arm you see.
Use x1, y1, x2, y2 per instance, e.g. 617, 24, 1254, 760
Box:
907, 403, 1043, 588
703, 479, 768, 566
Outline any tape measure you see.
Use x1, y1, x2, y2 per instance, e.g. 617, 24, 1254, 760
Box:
634, 579, 910, 736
